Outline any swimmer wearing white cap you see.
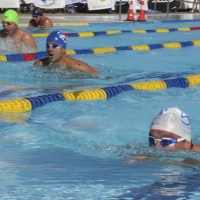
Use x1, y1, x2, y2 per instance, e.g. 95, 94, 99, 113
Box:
125, 107, 200, 165
149, 107, 200, 151
34, 31, 100, 74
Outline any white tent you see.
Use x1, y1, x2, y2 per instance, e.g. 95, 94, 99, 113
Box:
1, 0, 20, 8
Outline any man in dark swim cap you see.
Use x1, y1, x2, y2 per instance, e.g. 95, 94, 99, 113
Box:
29, 7, 53, 28
34, 31, 100, 74
0, 9, 37, 52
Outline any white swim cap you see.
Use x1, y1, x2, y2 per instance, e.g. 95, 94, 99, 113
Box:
150, 107, 191, 141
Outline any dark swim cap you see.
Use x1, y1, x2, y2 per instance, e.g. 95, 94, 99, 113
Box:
47, 31, 67, 49
32, 7, 43, 16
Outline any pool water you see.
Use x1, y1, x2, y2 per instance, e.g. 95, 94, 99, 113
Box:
0, 20, 200, 199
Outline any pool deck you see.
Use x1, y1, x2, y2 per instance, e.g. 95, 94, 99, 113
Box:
1, 12, 200, 25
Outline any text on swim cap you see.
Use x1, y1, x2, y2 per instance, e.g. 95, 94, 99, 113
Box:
181, 112, 190, 126
57, 32, 66, 43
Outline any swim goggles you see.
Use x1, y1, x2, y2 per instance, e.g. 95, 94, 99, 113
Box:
46, 43, 62, 49
32, 15, 39, 19
149, 136, 185, 147
2, 22, 13, 26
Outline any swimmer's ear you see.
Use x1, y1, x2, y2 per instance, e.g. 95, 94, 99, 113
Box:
184, 140, 192, 150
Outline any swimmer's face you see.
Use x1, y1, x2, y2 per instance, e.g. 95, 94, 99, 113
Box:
32, 15, 41, 23
149, 130, 191, 150
46, 42, 65, 63
2, 22, 18, 37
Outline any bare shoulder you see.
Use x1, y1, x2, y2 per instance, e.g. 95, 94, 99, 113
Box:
34, 57, 49, 66
19, 28, 33, 38
65, 56, 100, 74
43, 17, 53, 28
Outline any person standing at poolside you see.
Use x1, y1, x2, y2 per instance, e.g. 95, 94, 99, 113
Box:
34, 31, 100, 75
0, 9, 37, 52
29, 7, 53, 29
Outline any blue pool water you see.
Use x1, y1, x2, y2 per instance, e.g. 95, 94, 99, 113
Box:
0, 20, 200, 199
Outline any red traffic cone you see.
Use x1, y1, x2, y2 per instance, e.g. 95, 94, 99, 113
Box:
137, 0, 146, 22
126, 0, 135, 21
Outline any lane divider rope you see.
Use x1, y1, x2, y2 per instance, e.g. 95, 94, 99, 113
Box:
1, 39, 200, 62
0, 74, 200, 112
32, 26, 200, 38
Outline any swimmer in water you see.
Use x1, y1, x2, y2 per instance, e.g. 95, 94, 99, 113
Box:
29, 7, 53, 29
34, 31, 100, 74
0, 9, 37, 52
149, 107, 200, 151
126, 107, 200, 165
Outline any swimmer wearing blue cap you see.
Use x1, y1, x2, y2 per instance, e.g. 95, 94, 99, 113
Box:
29, 7, 53, 28
34, 31, 100, 74
0, 9, 37, 52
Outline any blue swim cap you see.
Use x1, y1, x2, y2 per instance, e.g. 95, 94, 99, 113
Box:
32, 7, 43, 16
47, 31, 67, 49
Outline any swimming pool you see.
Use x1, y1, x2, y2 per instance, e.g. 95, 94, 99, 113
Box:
0, 19, 200, 199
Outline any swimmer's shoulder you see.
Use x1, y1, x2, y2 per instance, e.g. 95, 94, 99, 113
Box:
64, 55, 100, 74
42, 17, 53, 28
19, 28, 33, 37
34, 57, 50, 66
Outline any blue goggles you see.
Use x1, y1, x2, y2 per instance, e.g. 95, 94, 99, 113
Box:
149, 136, 185, 147
46, 43, 61, 49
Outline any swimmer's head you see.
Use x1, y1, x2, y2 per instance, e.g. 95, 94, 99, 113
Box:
46, 31, 67, 49
32, 7, 43, 16
150, 107, 191, 141
2, 9, 18, 25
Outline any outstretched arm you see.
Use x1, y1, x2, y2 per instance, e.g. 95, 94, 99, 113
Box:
125, 156, 200, 166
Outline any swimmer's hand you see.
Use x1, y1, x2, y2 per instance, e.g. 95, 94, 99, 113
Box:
125, 156, 153, 164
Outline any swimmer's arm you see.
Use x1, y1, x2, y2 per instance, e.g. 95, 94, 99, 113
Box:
34, 57, 49, 66
29, 19, 35, 28
125, 156, 200, 166
34, 59, 42, 66
68, 58, 100, 74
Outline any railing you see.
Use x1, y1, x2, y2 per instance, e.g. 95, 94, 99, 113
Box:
154, 0, 200, 20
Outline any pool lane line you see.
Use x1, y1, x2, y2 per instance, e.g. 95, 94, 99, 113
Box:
0, 73, 200, 113
1, 39, 200, 62
32, 27, 200, 38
